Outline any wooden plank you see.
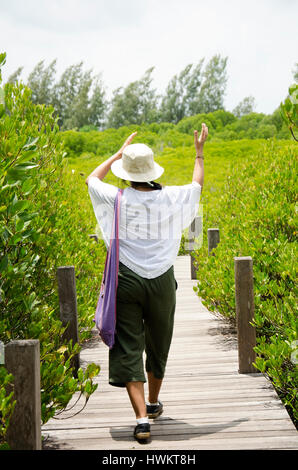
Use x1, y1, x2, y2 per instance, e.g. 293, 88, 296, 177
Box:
43, 410, 292, 431
42, 409, 287, 430
42, 255, 298, 450
61, 381, 275, 394
42, 435, 298, 451
43, 425, 298, 442
59, 391, 280, 406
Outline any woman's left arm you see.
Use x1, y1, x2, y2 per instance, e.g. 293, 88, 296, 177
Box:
85, 132, 137, 185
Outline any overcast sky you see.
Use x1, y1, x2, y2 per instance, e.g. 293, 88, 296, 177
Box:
0, 0, 297, 114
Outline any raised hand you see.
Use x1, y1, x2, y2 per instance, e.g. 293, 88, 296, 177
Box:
117, 132, 138, 158
194, 123, 208, 155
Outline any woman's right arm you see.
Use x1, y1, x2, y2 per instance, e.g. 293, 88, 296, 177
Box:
192, 123, 208, 191
85, 132, 137, 185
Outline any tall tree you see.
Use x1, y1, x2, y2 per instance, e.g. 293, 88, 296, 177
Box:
6, 66, 24, 84
53, 63, 106, 130
160, 61, 204, 124
27, 59, 57, 106
89, 74, 106, 130
107, 83, 140, 128
233, 96, 256, 118
190, 55, 228, 114
52, 62, 85, 128
138, 67, 159, 124
107, 67, 158, 128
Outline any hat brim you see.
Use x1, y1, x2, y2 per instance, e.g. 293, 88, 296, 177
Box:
110, 159, 164, 182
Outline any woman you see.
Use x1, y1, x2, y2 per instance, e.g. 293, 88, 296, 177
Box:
86, 123, 208, 442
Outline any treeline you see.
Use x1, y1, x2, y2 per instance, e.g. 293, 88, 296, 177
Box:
7, 56, 297, 134
61, 109, 291, 160
6, 54, 256, 130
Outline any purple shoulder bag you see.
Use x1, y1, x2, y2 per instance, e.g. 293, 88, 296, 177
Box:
94, 188, 123, 349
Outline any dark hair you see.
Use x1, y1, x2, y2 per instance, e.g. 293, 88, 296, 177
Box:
121, 179, 163, 190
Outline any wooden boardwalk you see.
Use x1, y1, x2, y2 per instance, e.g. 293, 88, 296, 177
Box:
42, 256, 298, 450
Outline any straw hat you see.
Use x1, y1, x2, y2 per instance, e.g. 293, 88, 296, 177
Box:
110, 143, 164, 182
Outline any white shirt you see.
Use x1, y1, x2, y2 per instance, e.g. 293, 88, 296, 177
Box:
87, 177, 201, 279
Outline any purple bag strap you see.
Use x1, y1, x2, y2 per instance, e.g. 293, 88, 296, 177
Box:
102, 188, 123, 283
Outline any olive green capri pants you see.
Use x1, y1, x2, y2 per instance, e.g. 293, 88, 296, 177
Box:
109, 261, 178, 387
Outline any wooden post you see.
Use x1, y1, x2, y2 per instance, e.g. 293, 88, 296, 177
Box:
188, 216, 202, 279
234, 256, 257, 373
207, 228, 220, 255
5, 340, 41, 450
57, 266, 80, 376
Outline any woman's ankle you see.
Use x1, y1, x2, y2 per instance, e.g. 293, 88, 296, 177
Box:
147, 397, 159, 405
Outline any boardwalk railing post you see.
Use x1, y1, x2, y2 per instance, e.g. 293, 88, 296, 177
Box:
234, 256, 257, 373
187, 216, 202, 279
57, 266, 80, 376
207, 228, 220, 255
5, 340, 41, 450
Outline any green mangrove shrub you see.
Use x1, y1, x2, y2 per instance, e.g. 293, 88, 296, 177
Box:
0, 52, 99, 448
192, 138, 297, 424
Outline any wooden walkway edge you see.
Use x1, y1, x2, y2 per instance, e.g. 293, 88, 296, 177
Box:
42, 256, 298, 450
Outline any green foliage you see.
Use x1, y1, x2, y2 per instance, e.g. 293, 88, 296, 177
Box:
176, 109, 237, 135
9, 55, 297, 136
11, 55, 229, 130
6, 66, 23, 85
293, 63, 298, 83
62, 120, 296, 426
189, 55, 228, 115
280, 83, 298, 141
11, 59, 106, 131
0, 53, 100, 447
60, 109, 290, 162
0, 367, 16, 449
0, 53, 6, 83
160, 61, 204, 124
211, 112, 289, 140
107, 67, 159, 128
233, 96, 256, 118
191, 139, 297, 423
40, 342, 99, 422
1, 48, 297, 440
27, 59, 57, 107
53, 62, 106, 130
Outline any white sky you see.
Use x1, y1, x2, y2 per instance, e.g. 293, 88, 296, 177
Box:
0, 0, 297, 114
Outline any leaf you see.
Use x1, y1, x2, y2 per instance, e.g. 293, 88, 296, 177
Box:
284, 98, 292, 113
0, 87, 5, 105
289, 83, 298, 101
22, 136, 39, 150
21, 178, 35, 195
10, 199, 31, 215
77, 368, 84, 382
13, 162, 39, 171
56, 364, 65, 378
279, 103, 287, 123
0, 443, 10, 450
16, 150, 38, 165
7, 162, 39, 181
7, 233, 22, 245
0, 255, 8, 272
0, 52, 6, 68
